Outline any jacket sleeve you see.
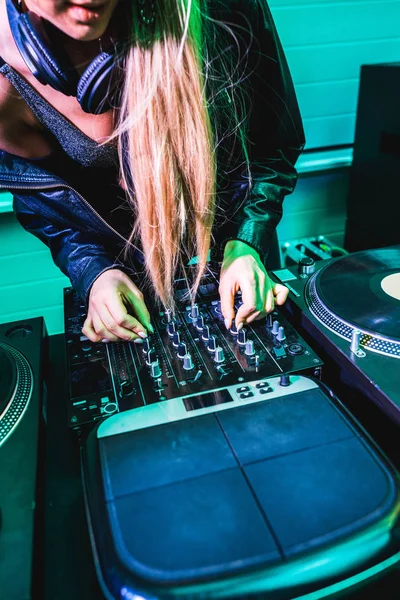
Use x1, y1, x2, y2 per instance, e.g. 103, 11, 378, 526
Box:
212, 0, 306, 266
13, 195, 134, 306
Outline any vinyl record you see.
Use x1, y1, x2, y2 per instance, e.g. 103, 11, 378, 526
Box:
314, 247, 400, 341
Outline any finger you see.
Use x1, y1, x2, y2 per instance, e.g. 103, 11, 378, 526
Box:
219, 282, 235, 329
107, 291, 149, 337
123, 289, 154, 334
235, 277, 261, 327
273, 283, 289, 306
97, 304, 143, 342
91, 311, 120, 342
265, 287, 275, 313
82, 317, 103, 343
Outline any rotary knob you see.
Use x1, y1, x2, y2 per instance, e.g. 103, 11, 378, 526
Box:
237, 328, 247, 346
298, 257, 315, 277
214, 347, 225, 363
81, 341, 92, 352
150, 360, 162, 379
201, 325, 210, 341
167, 321, 176, 337
230, 319, 238, 335
276, 326, 286, 343
195, 315, 205, 331
165, 308, 173, 323
119, 380, 134, 397
266, 313, 273, 329
172, 331, 181, 347
279, 374, 291, 387
245, 340, 255, 356
189, 304, 199, 320
272, 320, 280, 336
207, 335, 217, 352
177, 341, 187, 359
183, 353, 194, 370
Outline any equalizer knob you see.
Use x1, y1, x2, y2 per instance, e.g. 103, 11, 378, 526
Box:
189, 304, 199, 320
207, 335, 217, 352
195, 315, 205, 331
165, 308, 172, 323
299, 257, 315, 277
183, 354, 194, 370
230, 319, 238, 335
245, 340, 255, 356
177, 341, 187, 359
150, 360, 162, 379
167, 321, 176, 337
172, 331, 181, 347
146, 348, 157, 366
237, 328, 247, 345
81, 341, 92, 352
201, 325, 210, 341
266, 313, 273, 329
272, 320, 280, 336
214, 347, 225, 363
119, 380, 134, 397
276, 326, 286, 342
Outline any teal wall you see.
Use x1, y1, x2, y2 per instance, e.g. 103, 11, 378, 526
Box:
1, 0, 400, 333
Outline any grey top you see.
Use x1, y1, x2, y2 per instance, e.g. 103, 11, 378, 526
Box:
0, 60, 118, 169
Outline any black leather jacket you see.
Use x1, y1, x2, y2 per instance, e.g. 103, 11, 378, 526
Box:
0, 0, 305, 306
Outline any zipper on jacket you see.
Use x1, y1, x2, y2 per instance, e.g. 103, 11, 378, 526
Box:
0, 180, 130, 245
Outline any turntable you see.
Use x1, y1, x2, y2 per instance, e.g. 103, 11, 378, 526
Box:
273, 245, 400, 426
0, 317, 47, 599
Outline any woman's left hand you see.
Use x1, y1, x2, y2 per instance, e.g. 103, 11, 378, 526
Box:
219, 240, 289, 330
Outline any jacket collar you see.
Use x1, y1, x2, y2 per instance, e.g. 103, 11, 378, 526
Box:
0, 150, 62, 188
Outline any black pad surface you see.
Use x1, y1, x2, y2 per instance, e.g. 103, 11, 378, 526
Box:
101, 414, 236, 500
217, 389, 353, 464
109, 468, 280, 582
245, 437, 393, 556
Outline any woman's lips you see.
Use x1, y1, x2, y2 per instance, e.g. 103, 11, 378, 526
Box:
67, 2, 108, 22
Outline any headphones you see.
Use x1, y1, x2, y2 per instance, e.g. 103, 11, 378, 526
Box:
5, 0, 125, 114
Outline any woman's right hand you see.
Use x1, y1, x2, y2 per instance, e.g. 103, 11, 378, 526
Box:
82, 269, 154, 343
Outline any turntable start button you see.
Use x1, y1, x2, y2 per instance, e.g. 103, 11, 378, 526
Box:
288, 343, 305, 355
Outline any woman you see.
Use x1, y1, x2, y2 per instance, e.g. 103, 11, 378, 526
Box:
0, 0, 305, 342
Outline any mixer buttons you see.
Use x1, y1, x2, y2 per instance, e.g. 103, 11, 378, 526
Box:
214, 347, 225, 363
189, 304, 200, 320
259, 387, 273, 394
240, 391, 254, 399
256, 382, 269, 389
195, 315, 205, 331
201, 325, 210, 341
236, 386, 250, 393
272, 320, 280, 335
207, 335, 217, 352
183, 354, 194, 370
172, 331, 181, 347
150, 360, 162, 378
245, 340, 255, 356
102, 402, 118, 415
177, 341, 187, 359
288, 343, 304, 355
167, 321, 176, 336
237, 328, 247, 345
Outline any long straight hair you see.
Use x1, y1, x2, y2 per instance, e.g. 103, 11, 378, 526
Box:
109, 0, 252, 312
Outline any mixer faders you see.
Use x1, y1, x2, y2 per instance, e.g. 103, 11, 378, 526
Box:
64, 270, 323, 429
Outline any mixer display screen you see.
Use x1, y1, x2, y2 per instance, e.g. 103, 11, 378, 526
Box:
64, 267, 323, 429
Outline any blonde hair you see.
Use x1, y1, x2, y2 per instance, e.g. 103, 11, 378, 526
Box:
110, 0, 251, 312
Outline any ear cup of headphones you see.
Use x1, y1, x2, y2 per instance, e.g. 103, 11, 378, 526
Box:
77, 49, 122, 114
6, 0, 122, 114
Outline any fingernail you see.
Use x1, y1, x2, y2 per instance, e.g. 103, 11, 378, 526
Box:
101, 338, 109, 343
138, 331, 147, 339
134, 338, 143, 344
148, 324, 155, 334
224, 318, 230, 330
237, 322, 244, 331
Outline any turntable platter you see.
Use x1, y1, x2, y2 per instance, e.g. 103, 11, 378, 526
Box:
306, 247, 400, 357
0, 343, 33, 446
